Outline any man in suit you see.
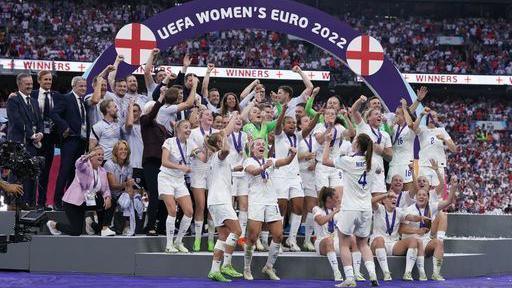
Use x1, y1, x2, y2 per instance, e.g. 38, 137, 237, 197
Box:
7, 73, 44, 209
50, 76, 89, 210
31, 70, 60, 210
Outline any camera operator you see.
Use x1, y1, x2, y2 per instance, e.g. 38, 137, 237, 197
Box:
46, 146, 115, 236
6, 73, 44, 210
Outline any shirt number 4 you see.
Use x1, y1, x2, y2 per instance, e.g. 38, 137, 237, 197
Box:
358, 171, 367, 188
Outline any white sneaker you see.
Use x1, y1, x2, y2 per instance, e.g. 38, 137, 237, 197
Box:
383, 271, 392, 281
355, 272, 366, 281
334, 270, 344, 281
46, 220, 61, 235
303, 241, 315, 252
262, 265, 280, 280
85, 217, 95, 235
243, 269, 254, 280
335, 277, 356, 287
286, 238, 301, 252
165, 245, 178, 253
255, 239, 266, 251
174, 242, 189, 253
101, 227, 116, 237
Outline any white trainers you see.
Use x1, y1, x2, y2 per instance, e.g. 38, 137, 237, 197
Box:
303, 241, 315, 252
335, 277, 357, 287
383, 271, 392, 281
100, 227, 116, 237
334, 270, 344, 281
174, 242, 189, 253
243, 269, 254, 280
255, 239, 266, 251
165, 245, 178, 253
85, 217, 95, 235
286, 238, 301, 252
262, 265, 280, 280
355, 272, 366, 281
46, 220, 61, 235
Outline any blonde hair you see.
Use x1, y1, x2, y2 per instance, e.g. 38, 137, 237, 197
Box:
112, 140, 130, 165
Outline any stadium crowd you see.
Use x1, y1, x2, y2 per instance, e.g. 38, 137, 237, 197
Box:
1, 0, 511, 76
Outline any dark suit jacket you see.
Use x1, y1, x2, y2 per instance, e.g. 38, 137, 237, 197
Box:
6, 92, 43, 149
31, 89, 61, 133
140, 99, 169, 163
50, 92, 90, 139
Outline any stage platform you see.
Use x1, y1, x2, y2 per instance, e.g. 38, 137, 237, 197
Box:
1, 211, 511, 280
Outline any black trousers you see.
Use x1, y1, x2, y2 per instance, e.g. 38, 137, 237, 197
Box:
36, 133, 56, 206
54, 137, 87, 208
142, 158, 166, 232
56, 194, 113, 236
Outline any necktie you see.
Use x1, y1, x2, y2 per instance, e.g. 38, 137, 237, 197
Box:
79, 97, 86, 124
43, 92, 50, 118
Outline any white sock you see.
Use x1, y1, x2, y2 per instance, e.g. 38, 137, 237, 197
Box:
175, 215, 192, 245
416, 256, 426, 275
351, 251, 362, 275
223, 252, 232, 267
437, 231, 446, 240
343, 266, 354, 279
207, 218, 215, 242
165, 216, 176, 248
244, 244, 254, 270
225, 233, 239, 247
405, 248, 418, 273
327, 251, 340, 274
210, 259, 221, 273
239, 211, 248, 237
288, 213, 302, 242
364, 260, 377, 281
375, 248, 389, 274
260, 231, 269, 246
304, 212, 314, 243
266, 241, 281, 268
433, 256, 443, 275
194, 221, 203, 242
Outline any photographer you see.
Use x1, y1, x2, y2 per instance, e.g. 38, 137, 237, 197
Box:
46, 146, 115, 236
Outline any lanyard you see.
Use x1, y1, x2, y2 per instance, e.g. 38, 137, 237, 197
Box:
385, 208, 397, 236
370, 126, 382, 144
231, 132, 243, 153
304, 135, 313, 152
397, 191, 403, 207
253, 157, 269, 179
176, 137, 187, 165
392, 124, 406, 145
286, 133, 297, 148
415, 203, 430, 228
325, 208, 335, 233
200, 126, 212, 136
325, 124, 337, 147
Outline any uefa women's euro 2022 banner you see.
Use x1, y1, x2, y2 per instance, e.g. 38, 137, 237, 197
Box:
84, 0, 418, 108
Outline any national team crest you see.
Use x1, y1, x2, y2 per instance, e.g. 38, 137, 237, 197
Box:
345, 35, 384, 76
114, 23, 157, 66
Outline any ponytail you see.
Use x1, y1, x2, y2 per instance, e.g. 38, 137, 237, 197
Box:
356, 133, 373, 172
205, 132, 223, 152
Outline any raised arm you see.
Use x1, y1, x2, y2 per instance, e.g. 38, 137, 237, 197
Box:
125, 98, 135, 130
274, 104, 288, 136
413, 107, 430, 133
321, 132, 335, 167
438, 176, 458, 211
241, 100, 255, 123
429, 159, 444, 196
181, 54, 191, 75
408, 162, 418, 197
201, 63, 214, 98
301, 111, 320, 138
221, 111, 239, 136
108, 55, 124, 91
89, 77, 105, 106
218, 132, 230, 160
371, 193, 389, 211
176, 76, 198, 112
293, 66, 313, 98
401, 98, 414, 129
350, 95, 367, 125
409, 86, 428, 113
144, 48, 160, 90
437, 131, 457, 153
240, 79, 260, 100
